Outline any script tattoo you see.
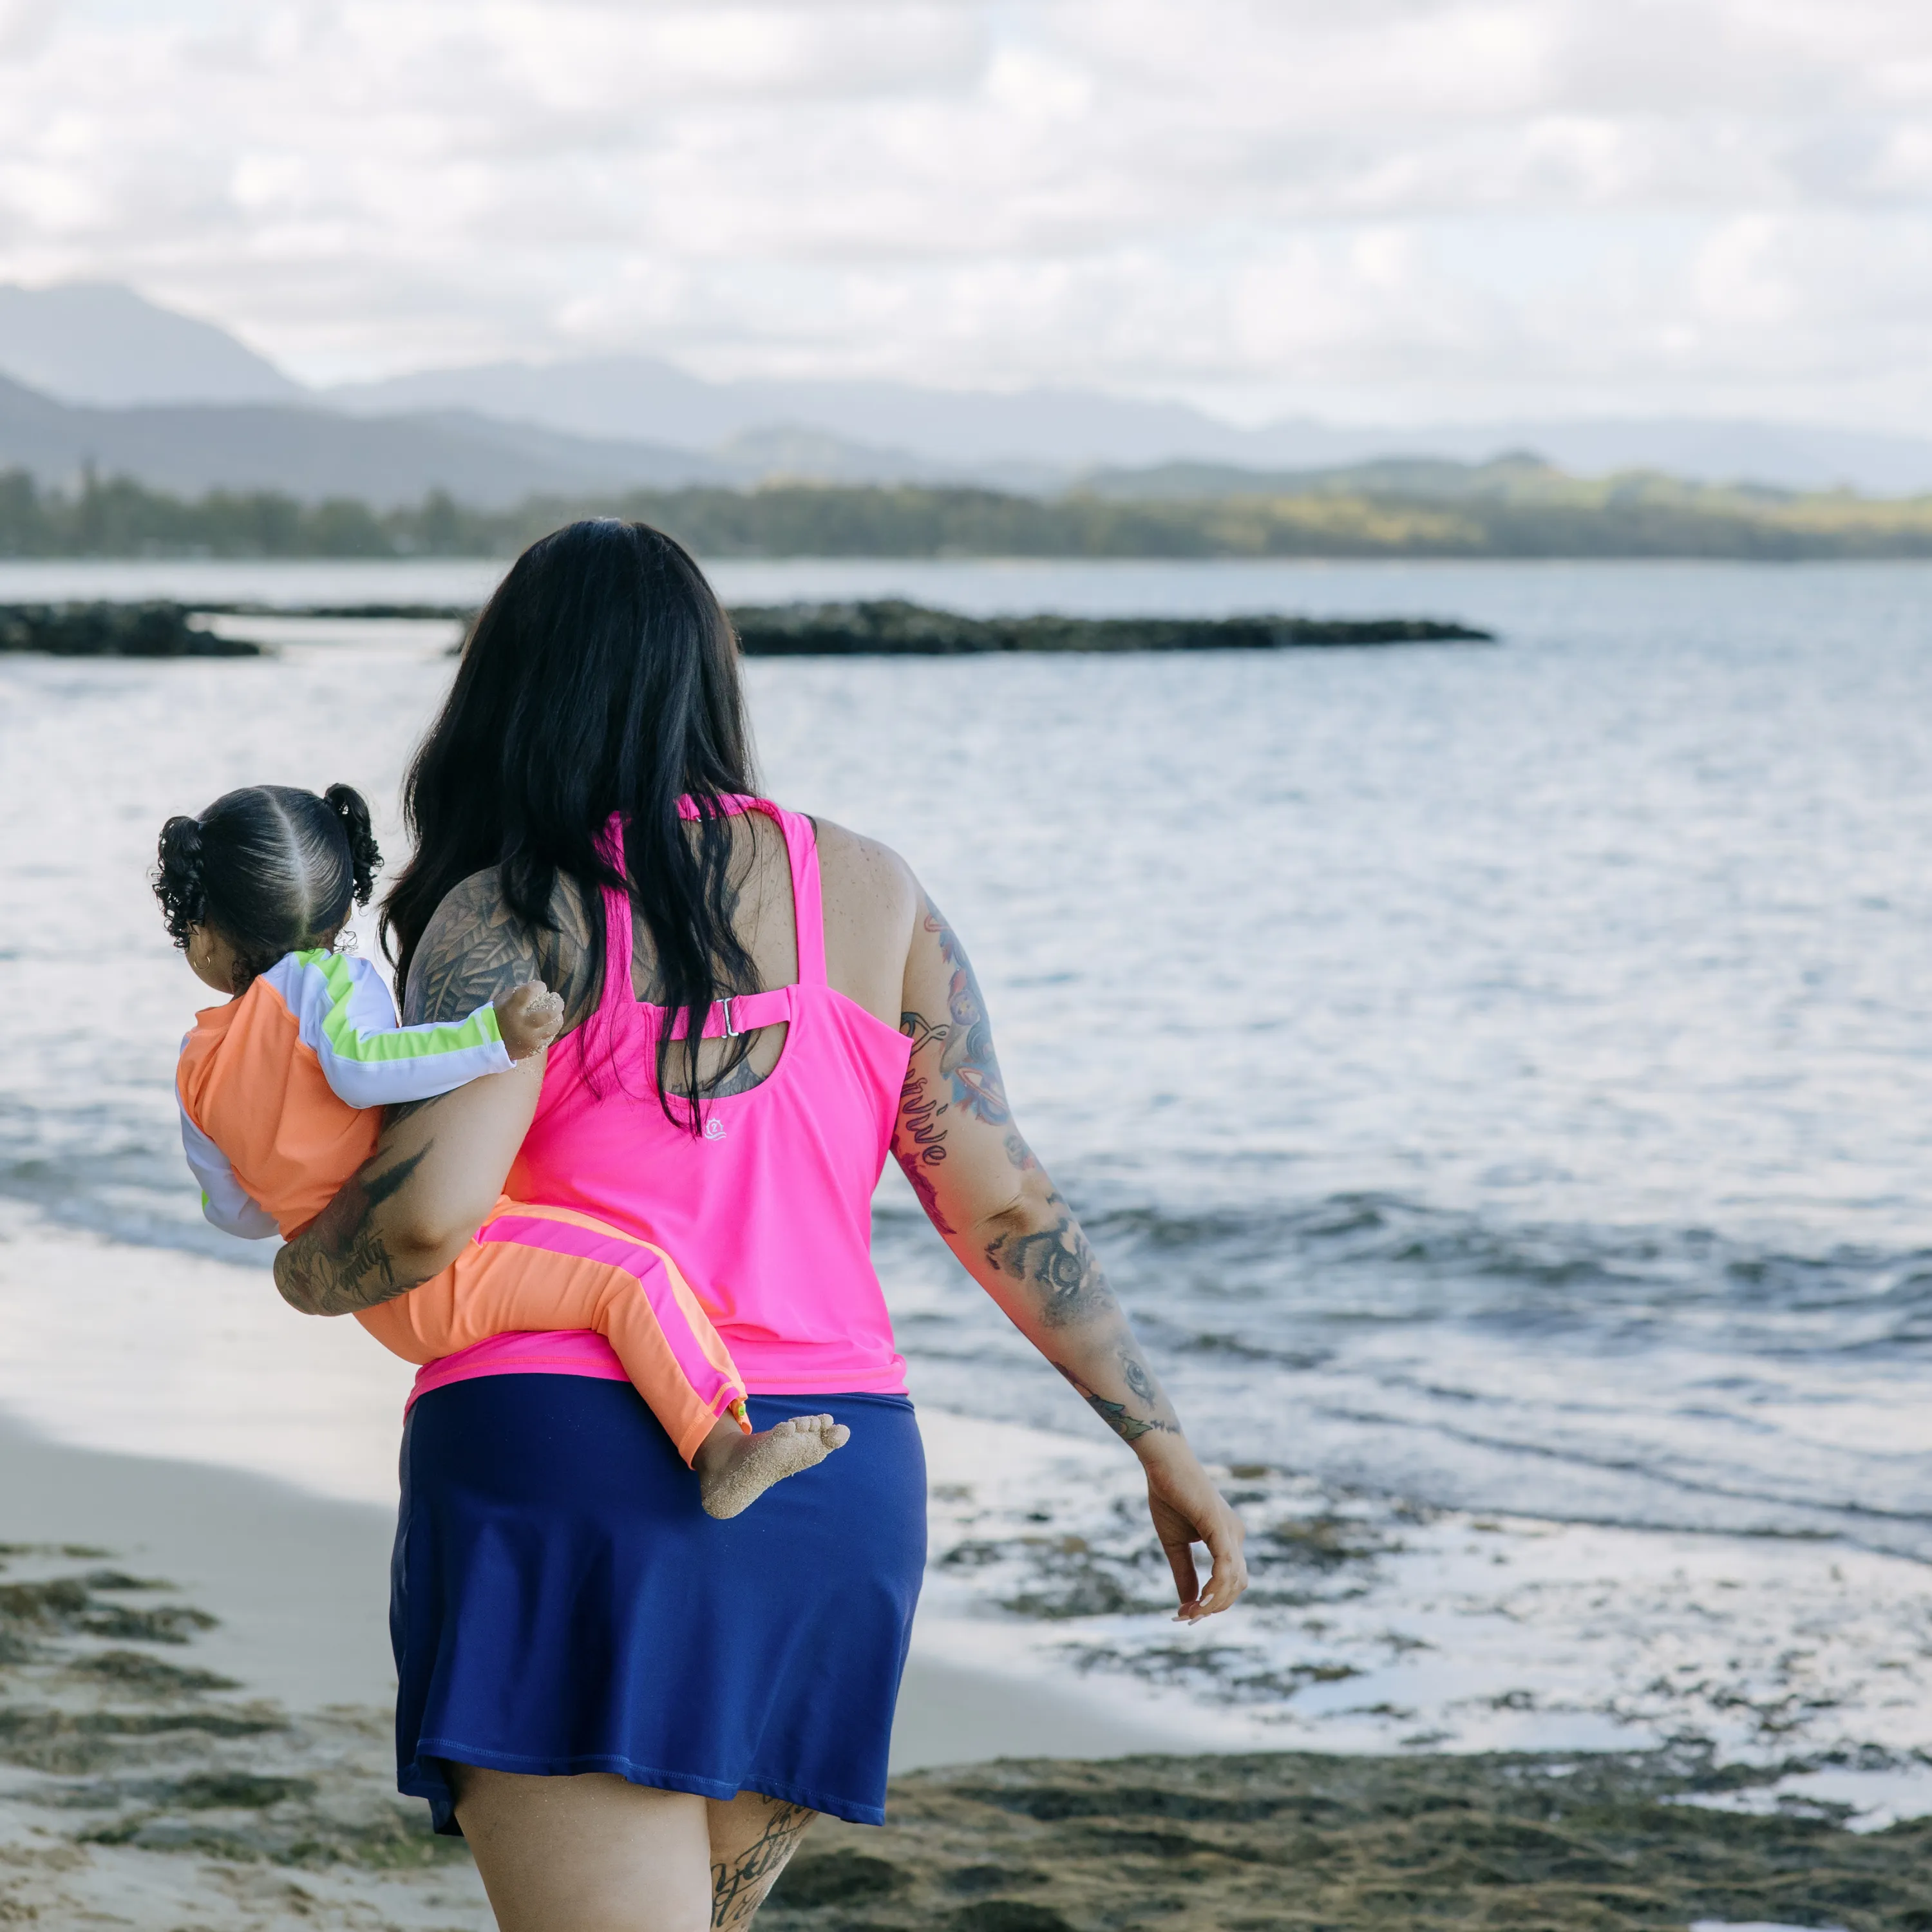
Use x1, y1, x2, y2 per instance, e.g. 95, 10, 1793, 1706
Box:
273, 1148, 431, 1316
983, 1201, 1119, 1328
711, 1799, 815, 1928
894, 1052, 956, 1235
1054, 1360, 1180, 1444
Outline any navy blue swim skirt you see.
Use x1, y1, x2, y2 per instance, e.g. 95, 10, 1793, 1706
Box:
391, 1376, 925, 1832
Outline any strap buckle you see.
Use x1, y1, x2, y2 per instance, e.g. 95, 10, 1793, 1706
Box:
719, 995, 737, 1038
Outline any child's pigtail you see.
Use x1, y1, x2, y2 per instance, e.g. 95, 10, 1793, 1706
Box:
325, 784, 383, 907
153, 815, 207, 949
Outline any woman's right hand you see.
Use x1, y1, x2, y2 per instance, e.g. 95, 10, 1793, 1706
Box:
1138, 1435, 1249, 1622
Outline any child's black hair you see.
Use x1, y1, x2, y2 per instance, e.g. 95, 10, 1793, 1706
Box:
153, 784, 382, 989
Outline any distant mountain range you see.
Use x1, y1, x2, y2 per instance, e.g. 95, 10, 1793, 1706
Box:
332, 359, 1932, 497
9, 280, 1932, 502
0, 371, 737, 508
0, 281, 304, 408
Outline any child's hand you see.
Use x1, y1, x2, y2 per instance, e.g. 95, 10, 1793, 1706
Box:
495, 980, 565, 1061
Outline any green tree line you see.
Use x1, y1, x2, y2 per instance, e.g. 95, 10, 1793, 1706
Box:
8, 465, 1932, 560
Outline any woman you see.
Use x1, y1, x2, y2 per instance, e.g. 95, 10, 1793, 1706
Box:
273, 519, 1247, 1932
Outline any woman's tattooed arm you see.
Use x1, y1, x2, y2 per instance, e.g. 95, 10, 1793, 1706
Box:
274, 869, 556, 1316
1056, 1358, 1181, 1443
402, 867, 598, 1029
272, 1147, 431, 1316
982, 1197, 1119, 1327
892, 893, 1180, 1446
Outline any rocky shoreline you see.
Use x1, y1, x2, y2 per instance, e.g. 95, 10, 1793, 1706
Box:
5, 1543, 1928, 1930
778, 1749, 1932, 1931
0, 597, 1492, 657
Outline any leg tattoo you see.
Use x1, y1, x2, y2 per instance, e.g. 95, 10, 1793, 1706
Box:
710, 1798, 815, 1928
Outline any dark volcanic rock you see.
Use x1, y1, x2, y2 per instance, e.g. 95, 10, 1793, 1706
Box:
728, 599, 1491, 655
0, 603, 259, 657
760, 1748, 1932, 1932
1, 594, 1488, 659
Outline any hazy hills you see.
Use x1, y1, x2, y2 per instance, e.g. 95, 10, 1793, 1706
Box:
10, 280, 1932, 503
0, 370, 742, 507
0, 281, 303, 408
334, 357, 1932, 498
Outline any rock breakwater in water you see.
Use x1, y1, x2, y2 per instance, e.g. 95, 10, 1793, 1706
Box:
1, 596, 1490, 657
0, 601, 259, 656
727, 599, 1493, 653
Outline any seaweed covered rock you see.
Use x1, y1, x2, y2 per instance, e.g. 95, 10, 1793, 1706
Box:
728, 599, 1491, 655
0, 602, 259, 657
763, 1748, 1932, 1931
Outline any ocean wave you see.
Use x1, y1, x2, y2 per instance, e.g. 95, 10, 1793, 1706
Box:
880, 1182, 1932, 1555
879, 1183, 1932, 1351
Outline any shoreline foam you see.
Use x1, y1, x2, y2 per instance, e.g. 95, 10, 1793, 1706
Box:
6, 1420, 1929, 1931
6, 1210, 1931, 1824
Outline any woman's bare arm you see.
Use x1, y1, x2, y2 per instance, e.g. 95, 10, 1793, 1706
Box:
272, 869, 592, 1317
891, 890, 1248, 1621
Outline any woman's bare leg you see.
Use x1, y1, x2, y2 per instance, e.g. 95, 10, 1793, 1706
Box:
705, 1792, 818, 1928
451, 1765, 714, 1932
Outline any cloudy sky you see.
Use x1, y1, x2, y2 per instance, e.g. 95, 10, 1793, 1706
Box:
3, 0, 1932, 425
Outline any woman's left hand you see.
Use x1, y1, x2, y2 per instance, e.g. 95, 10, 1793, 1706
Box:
1137, 1437, 1249, 1622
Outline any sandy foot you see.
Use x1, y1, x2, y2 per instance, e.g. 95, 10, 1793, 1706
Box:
699, 1413, 851, 1520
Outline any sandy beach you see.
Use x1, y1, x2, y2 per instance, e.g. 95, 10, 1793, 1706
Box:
0, 1404, 1194, 1929
5, 1208, 1932, 1925
8, 1408, 1932, 1930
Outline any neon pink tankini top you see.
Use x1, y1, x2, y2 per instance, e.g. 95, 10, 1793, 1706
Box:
409, 797, 913, 1404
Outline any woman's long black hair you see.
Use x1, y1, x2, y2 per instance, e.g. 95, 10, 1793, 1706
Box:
382, 519, 758, 1127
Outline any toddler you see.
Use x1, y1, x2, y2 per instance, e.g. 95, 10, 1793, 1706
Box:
156, 781, 846, 1518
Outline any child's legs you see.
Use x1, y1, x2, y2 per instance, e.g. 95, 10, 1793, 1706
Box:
355, 1191, 521, 1364
446, 1205, 748, 1466
354, 1269, 461, 1365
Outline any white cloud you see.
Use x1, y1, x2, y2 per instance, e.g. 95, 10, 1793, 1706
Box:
3, 0, 1932, 423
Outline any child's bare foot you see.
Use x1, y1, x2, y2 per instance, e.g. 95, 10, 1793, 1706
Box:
695, 1413, 849, 1520
496, 980, 565, 1060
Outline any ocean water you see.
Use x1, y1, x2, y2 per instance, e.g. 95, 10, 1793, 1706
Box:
3, 556, 1930, 1795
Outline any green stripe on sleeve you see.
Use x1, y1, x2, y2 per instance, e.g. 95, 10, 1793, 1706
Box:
302, 950, 504, 1064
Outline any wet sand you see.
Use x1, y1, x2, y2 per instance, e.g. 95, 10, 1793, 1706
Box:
0, 1410, 1184, 1927
6, 1412, 1929, 1929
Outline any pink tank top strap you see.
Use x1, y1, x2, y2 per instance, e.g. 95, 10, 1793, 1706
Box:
772, 805, 826, 988
672, 793, 825, 989
598, 799, 822, 1021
